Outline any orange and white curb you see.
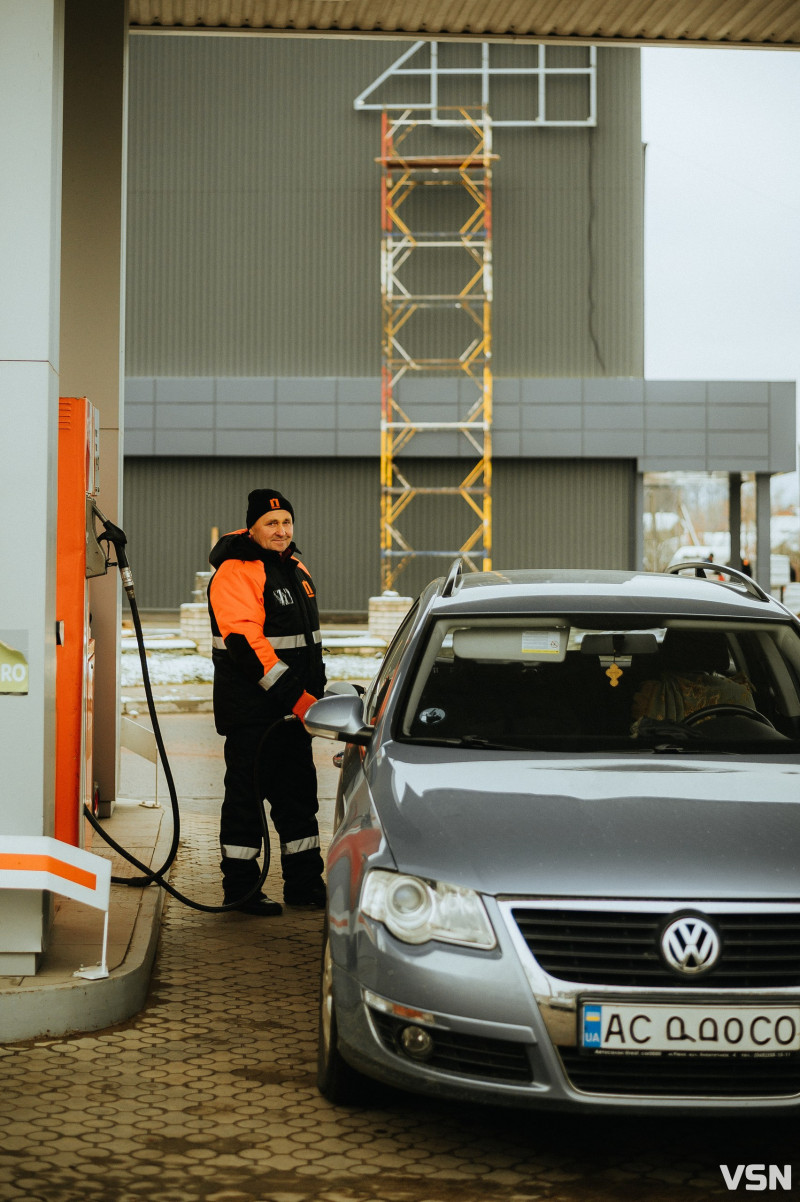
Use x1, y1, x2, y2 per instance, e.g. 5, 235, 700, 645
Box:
0, 837, 112, 979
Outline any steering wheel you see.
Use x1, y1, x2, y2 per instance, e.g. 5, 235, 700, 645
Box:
683, 704, 775, 729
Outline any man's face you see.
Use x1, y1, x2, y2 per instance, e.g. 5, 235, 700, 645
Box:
249, 508, 294, 553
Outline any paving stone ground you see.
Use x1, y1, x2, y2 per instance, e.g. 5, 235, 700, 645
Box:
0, 713, 797, 1202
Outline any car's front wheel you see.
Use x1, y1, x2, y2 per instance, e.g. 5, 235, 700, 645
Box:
317, 920, 371, 1105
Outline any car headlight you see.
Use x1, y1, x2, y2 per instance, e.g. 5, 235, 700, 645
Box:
360, 870, 496, 949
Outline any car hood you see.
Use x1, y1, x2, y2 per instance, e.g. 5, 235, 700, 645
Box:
374, 745, 800, 899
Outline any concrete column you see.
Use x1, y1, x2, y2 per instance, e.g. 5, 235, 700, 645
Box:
728, 472, 742, 569
0, 0, 64, 972
755, 472, 771, 592
632, 470, 644, 570
60, 0, 128, 807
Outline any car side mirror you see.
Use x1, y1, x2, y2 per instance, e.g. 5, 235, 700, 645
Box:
304, 693, 373, 746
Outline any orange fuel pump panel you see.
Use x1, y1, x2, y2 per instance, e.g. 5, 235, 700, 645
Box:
55, 397, 100, 847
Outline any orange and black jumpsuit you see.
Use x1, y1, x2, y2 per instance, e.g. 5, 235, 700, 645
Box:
208, 530, 326, 902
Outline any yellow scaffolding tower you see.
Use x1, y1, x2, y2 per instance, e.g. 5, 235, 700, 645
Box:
378, 106, 496, 592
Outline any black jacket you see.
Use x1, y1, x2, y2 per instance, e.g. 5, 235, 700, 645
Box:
207, 530, 326, 733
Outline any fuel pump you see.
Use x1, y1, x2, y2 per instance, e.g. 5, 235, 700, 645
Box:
55, 397, 107, 846
56, 416, 316, 914
81, 492, 286, 913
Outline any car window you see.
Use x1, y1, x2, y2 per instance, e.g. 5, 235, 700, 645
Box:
362, 601, 420, 726
398, 616, 800, 751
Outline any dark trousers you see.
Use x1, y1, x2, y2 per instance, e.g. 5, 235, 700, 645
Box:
220, 718, 323, 900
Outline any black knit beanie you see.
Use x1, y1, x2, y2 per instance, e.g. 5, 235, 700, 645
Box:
246, 488, 294, 529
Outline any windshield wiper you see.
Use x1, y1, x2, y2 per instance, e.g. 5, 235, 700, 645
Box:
434, 735, 528, 751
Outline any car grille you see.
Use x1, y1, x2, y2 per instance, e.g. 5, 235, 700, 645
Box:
558, 1048, 800, 1098
369, 1010, 533, 1083
511, 908, 800, 988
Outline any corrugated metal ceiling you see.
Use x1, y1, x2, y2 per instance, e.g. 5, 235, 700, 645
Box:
129, 1, 800, 49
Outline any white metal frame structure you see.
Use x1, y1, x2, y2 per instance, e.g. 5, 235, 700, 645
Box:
378, 105, 495, 590
355, 42, 597, 128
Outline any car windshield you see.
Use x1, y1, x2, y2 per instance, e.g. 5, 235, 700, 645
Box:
398, 616, 800, 753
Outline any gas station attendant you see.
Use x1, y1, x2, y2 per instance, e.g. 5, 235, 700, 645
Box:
207, 488, 327, 915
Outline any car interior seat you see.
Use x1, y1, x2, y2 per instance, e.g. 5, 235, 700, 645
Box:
632, 628, 755, 725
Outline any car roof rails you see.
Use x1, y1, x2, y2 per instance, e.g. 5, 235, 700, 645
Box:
667, 561, 771, 603
441, 557, 464, 598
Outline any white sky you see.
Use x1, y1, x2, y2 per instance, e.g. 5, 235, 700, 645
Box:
641, 46, 800, 502
642, 46, 800, 388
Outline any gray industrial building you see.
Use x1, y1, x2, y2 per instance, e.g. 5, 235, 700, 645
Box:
122, 34, 795, 612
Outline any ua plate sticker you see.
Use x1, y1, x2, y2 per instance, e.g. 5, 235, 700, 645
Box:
582, 1004, 603, 1048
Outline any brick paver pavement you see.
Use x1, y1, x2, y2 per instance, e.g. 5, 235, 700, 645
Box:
0, 714, 796, 1202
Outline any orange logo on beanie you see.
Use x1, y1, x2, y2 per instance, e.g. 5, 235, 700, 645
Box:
270, 498, 281, 510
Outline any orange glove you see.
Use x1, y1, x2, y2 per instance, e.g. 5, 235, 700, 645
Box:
292, 691, 317, 722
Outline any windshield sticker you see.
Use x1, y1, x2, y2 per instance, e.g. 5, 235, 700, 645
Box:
522, 632, 563, 655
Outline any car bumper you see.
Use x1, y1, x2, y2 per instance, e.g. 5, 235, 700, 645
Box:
329, 903, 800, 1113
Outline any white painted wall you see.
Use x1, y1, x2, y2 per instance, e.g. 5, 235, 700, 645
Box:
0, 0, 64, 971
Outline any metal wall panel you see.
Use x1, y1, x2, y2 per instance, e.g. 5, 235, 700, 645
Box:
126, 37, 643, 379
123, 456, 634, 610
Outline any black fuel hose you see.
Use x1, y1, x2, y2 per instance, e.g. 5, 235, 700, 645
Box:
83, 507, 286, 914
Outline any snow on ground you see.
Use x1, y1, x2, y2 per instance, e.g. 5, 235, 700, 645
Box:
121, 650, 381, 687
121, 652, 214, 686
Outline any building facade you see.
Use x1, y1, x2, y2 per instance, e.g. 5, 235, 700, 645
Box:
123, 35, 793, 610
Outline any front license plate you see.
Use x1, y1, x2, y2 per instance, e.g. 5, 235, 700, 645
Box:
581, 1002, 800, 1055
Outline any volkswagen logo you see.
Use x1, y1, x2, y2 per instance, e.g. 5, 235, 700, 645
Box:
660, 915, 721, 975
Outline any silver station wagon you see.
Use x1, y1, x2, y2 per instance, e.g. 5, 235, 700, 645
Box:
307, 562, 800, 1112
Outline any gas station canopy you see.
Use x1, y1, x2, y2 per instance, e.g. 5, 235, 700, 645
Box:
129, 0, 800, 49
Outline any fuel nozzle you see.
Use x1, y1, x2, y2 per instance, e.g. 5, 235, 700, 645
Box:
92, 503, 136, 599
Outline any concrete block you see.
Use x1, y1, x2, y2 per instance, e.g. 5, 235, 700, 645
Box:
640, 457, 712, 472
582, 429, 644, 457
583, 378, 644, 405
707, 405, 767, 431
584, 404, 644, 430
368, 593, 413, 643
644, 404, 706, 430
215, 404, 275, 430
155, 377, 214, 404
493, 432, 523, 456
492, 404, 522, 431
399, 431, 461, 457
154, 431, 214, 455
521, 378, 581, 405
492, 378, 521, 405
125, 405, 154, 430
521, 430, 581, 457
216, 377, 275, 404
644, 380, 706, 405
707, 381, 768, 405
337, 403, 378, 430
276, 377, 336, 405
645, 431, 707, 458
125, 378, 155, 403
522, 405, 582, 430
122, 431, 154, 455
276, 431, 336, 456
769, 382, 797, 471
708, 433, 769, 458
215, 430, 276, 456
180, 603, 212, 657
155, 404, 214, 430
336, 378, 378, 405
336, 431, 380, 456
397, 378, 459, 406
276, 403, 335, 430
